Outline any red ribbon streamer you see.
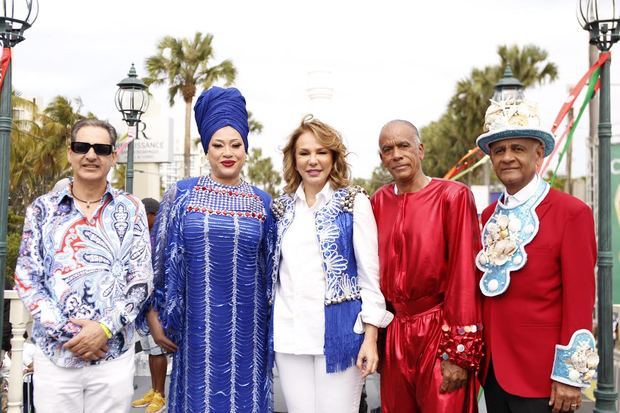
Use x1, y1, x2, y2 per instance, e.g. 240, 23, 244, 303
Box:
443, 147, 483, 180
0, 48, 11, 92
115, 126, 136, 155
540, 121, 573, 175
550, 52, 609, 134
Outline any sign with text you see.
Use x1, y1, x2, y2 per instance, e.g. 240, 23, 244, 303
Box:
117, 117, 174, 164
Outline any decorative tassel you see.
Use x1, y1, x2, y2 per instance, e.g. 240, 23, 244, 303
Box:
324, 299, 364, 373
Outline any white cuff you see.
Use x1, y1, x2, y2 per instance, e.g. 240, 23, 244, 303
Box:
353, 310, 394, 334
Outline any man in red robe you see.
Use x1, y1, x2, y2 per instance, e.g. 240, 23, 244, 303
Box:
371, 120, 483, 413
475, 99, 597, 413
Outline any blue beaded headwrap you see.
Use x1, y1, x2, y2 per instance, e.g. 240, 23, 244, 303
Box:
194, 86, 250, 153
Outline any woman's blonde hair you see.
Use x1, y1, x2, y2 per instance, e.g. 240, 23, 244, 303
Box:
282, 115, 350, 195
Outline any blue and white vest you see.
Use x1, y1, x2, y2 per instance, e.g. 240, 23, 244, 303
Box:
271, 186, 366, 373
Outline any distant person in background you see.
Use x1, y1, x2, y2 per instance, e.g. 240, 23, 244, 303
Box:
132, 198, 168, 413
271, 116, 393, 413
23, 338, 36, 413
1, 304, 9, 413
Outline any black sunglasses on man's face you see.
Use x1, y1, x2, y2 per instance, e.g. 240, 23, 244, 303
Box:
70, 141, 114, 156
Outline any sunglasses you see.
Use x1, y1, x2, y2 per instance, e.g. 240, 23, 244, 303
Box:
70, 142, 114, 156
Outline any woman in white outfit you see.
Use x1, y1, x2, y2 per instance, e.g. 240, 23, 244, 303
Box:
270, 115, 393, 413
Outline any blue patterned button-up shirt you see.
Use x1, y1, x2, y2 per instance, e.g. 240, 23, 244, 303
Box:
15, 183, 153, 368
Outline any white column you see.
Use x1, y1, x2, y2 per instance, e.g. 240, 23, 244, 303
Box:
6, 290, 30, 413
306, 70, 335, 123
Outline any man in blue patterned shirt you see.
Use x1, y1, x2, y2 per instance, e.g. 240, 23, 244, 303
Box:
14, 119, 153, 413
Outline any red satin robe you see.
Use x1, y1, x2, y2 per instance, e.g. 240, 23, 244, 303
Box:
371, 179, 483, 413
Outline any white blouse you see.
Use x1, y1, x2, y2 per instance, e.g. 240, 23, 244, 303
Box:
273, 183, 393, 355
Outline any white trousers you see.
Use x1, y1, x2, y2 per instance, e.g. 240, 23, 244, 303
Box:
33, 347, 135, 413
275, 352, 364, 413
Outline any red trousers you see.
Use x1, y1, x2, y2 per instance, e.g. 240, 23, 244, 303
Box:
380, 305, 478, 413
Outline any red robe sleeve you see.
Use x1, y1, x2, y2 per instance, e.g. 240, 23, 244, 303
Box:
436, 185, 484, 371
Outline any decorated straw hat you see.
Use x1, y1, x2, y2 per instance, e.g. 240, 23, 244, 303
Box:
476, 99, 555, 157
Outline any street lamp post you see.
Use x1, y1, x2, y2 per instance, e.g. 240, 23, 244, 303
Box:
115, 64, 149, 194
493, 65, 525, 102
482, 66, 525, 186
578, 1, 620, 412
0, 0, 37, 352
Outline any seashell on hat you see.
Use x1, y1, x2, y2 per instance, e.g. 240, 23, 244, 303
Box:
476, 98, 555, 157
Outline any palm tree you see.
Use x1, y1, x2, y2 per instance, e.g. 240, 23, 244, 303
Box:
245, 148, 281, 197
145, 32, 236, 177
498, 44, 558, 87
247, 111, 263, 135
422, 44, 558, 181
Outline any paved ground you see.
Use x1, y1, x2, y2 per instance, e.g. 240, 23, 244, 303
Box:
129, 352, 596, 412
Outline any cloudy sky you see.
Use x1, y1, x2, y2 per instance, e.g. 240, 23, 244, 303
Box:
11, 0, 620, 179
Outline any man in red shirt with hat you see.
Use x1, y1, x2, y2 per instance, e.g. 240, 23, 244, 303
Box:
476, 99, 598, 413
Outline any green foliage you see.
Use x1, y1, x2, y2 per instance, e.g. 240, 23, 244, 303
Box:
5, 212, 25, 288
351, 165, 393, 196
545, 170, 567, 191
245, 148, 282, 197
7, 211, 24, 233
5, 231, 21, 288
9, 95, 93, 215
422, 44, 558, 182
248, 111, 263, 134
145, 32, 237, 178
112, 163, 126, 190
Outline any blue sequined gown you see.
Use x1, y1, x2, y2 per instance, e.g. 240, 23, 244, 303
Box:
147, 175, 273, 413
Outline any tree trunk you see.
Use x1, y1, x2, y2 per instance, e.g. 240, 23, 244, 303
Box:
184, 99, 192, 178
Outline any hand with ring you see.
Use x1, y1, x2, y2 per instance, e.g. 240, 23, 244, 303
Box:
549, 381, 581, 412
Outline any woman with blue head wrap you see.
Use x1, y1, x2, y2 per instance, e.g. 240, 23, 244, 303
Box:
139, 86, 274, 412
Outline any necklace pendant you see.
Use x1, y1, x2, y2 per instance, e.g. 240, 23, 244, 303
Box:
86, 201, 91, 209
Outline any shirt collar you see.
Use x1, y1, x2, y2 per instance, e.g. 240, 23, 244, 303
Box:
56, 185, 72, 206
393, 177, 433, 195
503, 174, 540, 205
59, 179, 117, 206
294, 182, 334, 203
